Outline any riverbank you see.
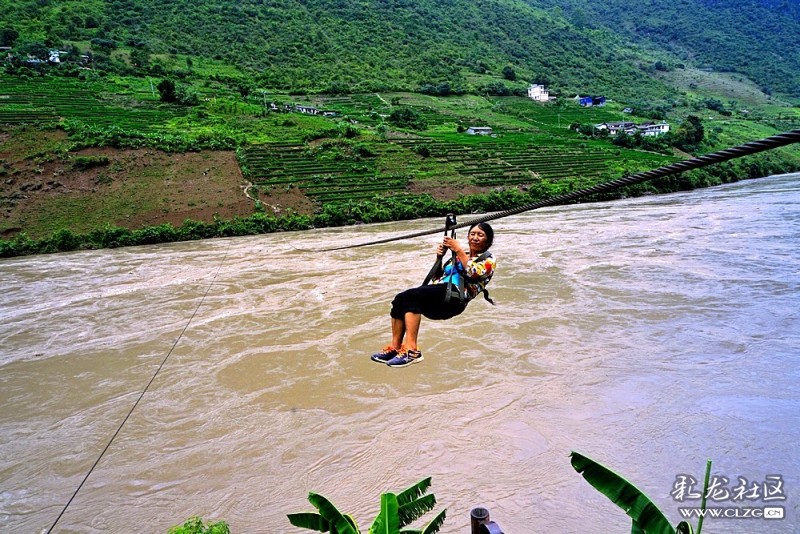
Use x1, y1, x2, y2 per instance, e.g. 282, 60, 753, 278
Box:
1, 148, 797, 259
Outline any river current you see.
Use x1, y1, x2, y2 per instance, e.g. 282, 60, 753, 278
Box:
1, 173, 798, 533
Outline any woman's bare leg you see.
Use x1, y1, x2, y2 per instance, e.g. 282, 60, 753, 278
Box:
403, 312, 422, 351
391, 317, 405, 349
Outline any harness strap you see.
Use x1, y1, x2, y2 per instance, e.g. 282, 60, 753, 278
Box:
442, 255, 465, 305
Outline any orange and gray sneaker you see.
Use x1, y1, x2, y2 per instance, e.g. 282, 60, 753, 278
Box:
371, 345, 405, 363
386, 349, 424, 367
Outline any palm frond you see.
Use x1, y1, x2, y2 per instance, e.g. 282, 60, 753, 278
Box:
570, 452, 675, 534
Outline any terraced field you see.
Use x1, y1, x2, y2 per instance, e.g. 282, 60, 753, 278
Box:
242, 130, 677, 206
242, 141, 413, 204
393, 134, 675, 186
305, 93, 467, 128
0, 77, 185, 130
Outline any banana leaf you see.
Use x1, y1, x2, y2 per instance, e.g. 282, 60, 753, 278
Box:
570, 451, 675, 534
369, 492, 400, 534
307, 492, 360, 534
398, 494, 436, 526
396, 478, 432, 506
287, 512, 331, 532
400, 508, 447, 534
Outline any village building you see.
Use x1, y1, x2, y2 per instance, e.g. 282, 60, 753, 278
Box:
595, 121, 670, 137
466, 126, 493, 135
637, 121, 670, 136
294, 105, 320, 115
578, 95, 606, 107
527, 84, 549, 102
595, 121, 635, 135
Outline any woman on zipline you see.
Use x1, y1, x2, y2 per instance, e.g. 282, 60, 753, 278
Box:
371, 221, 496, 367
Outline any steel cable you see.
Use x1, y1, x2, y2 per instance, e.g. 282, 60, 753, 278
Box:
324, 129, 800, 251
47, 242, 233, 533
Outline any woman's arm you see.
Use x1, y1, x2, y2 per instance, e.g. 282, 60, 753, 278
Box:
442, 236, 470, 270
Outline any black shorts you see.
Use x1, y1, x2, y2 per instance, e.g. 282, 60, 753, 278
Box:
390, 284, 467, 320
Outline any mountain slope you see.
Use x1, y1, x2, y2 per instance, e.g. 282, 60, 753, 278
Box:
544, 0, 800, 96
2, 0, 675, 99
1, 0, 798, 99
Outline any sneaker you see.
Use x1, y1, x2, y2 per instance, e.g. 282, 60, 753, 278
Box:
386, 349, 424, 367
371, 345, 404, 363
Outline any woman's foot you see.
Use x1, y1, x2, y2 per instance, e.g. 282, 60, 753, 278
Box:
386, 349, 424, 367
370, 345, 404, 363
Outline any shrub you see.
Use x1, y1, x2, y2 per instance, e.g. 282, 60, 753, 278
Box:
70, 156, 110, 170
168, 517, 229, 534
388, 107, 427, 130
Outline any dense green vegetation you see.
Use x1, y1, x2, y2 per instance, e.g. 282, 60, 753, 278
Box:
548, 0, 800, 97
1, 0, 799, 257
0, 0, 670, 99
168, 517, 229, 534
3, 0, 798, 99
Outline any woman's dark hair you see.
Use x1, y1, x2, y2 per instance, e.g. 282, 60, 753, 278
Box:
469, 222, 494, 250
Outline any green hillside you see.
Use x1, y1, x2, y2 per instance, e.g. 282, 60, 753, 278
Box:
547, 0, 800, 97
2, 0, 798, 100
1, 0, 799, 256
0, 0, 677, 100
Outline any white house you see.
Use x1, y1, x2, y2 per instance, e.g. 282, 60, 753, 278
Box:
295, 105, 320, 115
595, 121, 670, 137
466, 126, 493, 135
527, 84, 549, 102
637, 121, 670, 136
595, 121, 635, 135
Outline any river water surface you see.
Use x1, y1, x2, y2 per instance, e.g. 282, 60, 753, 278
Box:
1, 174, 799, 533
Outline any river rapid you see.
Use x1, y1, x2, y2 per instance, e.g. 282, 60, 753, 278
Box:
1, 174, 798, 533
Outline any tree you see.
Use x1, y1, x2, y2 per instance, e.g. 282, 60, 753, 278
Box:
15, 41, 49, 61
90, 38, 117, 53
502, 65, 516, 81
157, 79, 178, 103
0, 28, 19, 47
129, 47, 151, 69
388, 107, 427, 130
168, 517, 229, 534
674, 115, 704, 151
484, 81, 510, 96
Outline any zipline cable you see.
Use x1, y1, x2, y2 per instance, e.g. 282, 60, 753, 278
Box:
47, 242, 233, 533
323, 128, 800, 251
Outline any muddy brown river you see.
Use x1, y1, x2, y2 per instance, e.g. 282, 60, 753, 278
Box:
1, 174, 798, 533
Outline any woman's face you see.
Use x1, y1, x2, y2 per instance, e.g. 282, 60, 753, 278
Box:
467, 226, 489, 254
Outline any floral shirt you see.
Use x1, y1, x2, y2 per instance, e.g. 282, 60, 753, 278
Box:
432, 252, 496, 303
